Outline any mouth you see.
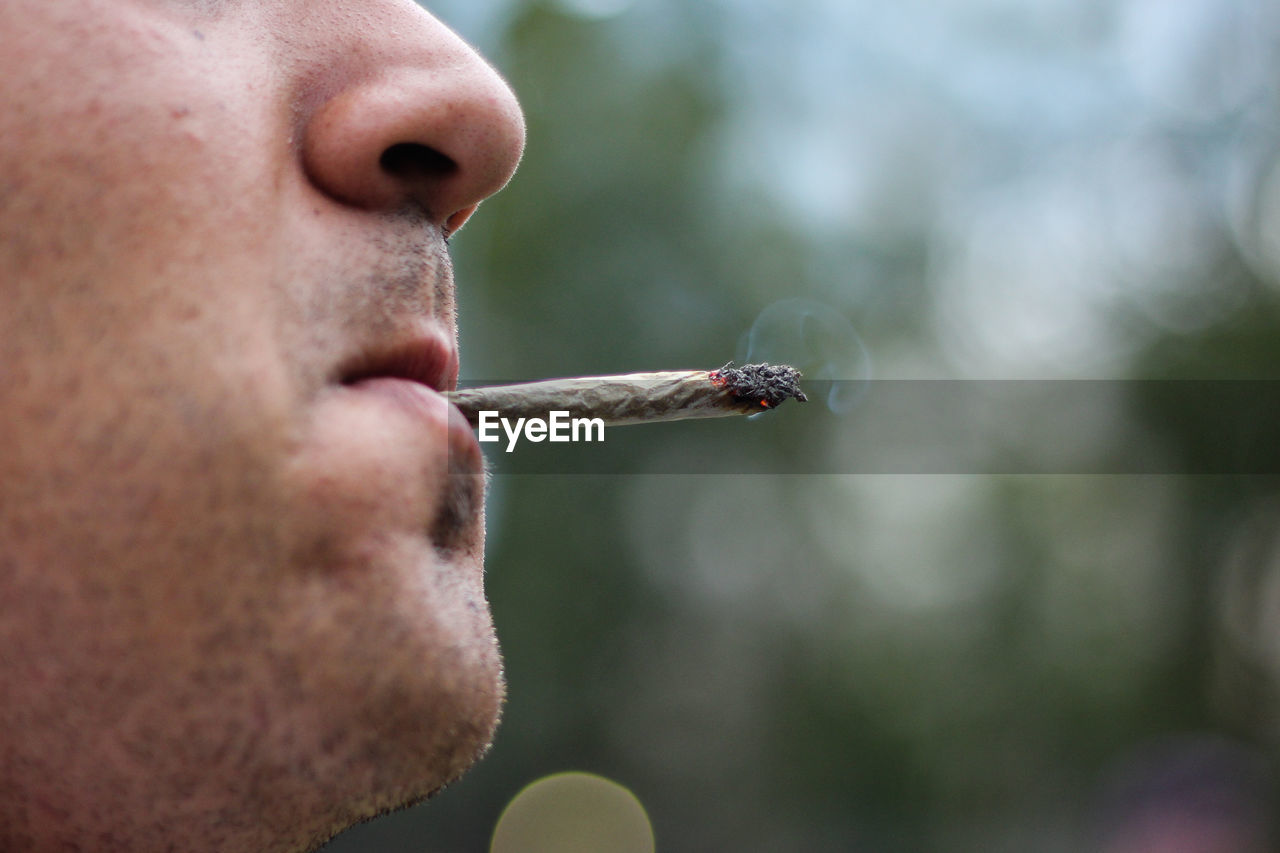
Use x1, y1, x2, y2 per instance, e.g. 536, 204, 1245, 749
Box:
338, 329, 460, 393
335, 328, 482, 556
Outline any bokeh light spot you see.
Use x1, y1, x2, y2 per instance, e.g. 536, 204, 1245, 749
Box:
490, 772, 655, 853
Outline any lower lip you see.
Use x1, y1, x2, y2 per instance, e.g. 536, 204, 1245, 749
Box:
349, 377, 483, 472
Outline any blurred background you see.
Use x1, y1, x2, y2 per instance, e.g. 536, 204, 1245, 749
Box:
323, 0, 1280, 849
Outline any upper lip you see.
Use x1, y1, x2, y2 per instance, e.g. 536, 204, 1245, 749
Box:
339, 329, 459, 393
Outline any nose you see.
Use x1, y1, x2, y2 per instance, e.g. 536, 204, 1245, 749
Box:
301, 8, 525, 234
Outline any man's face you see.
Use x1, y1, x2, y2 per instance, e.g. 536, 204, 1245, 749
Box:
0, 0, 523, 849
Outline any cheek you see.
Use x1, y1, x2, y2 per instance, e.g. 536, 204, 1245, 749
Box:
0, 12, 282, 297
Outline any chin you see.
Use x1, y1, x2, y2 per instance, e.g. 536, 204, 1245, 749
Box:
379, 610, 504, 793
261, 560, 503, 832
350, 640, 502, 832
299, 637, 505, 847
345, 610, 505, 794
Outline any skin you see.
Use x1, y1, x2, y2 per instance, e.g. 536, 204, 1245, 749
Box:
0, 0, 524, 850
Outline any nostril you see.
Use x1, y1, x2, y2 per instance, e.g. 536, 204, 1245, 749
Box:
379, 142, 457, 181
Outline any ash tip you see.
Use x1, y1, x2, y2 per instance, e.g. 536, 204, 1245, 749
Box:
711, 362, 808, 409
